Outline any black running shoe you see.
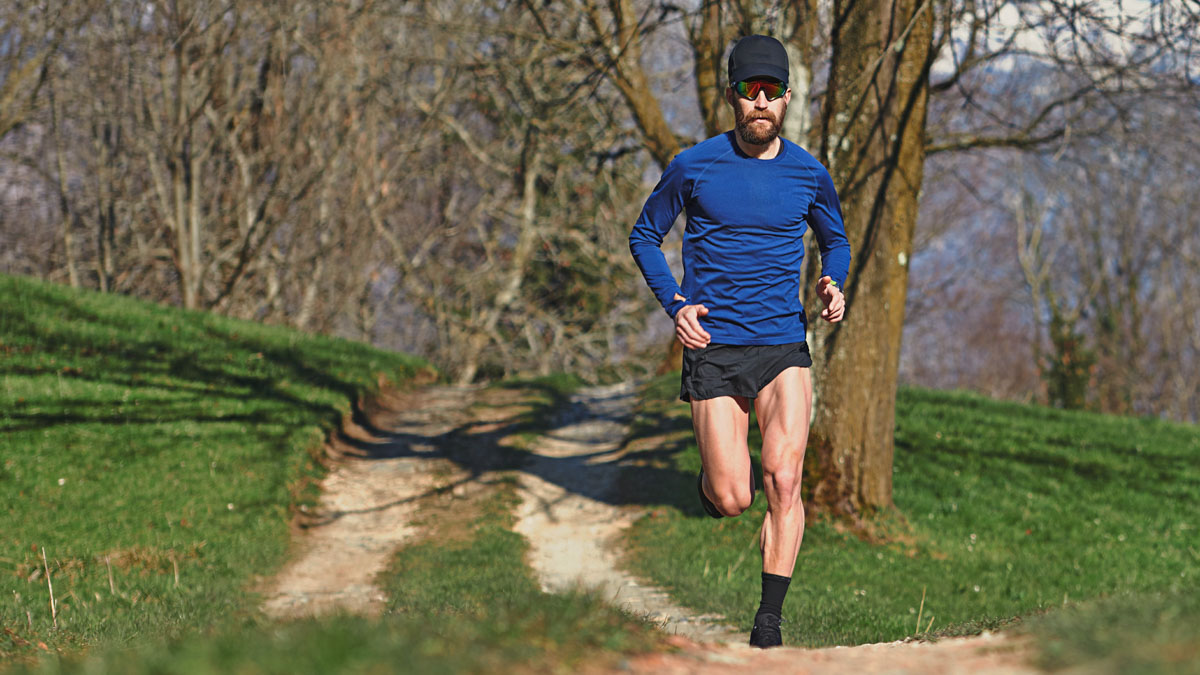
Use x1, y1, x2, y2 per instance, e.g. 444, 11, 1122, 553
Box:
697, 469, 756, 519
749, 612, 783, 648
697, 470, 723, 519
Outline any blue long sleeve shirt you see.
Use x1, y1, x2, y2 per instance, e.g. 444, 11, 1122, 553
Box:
629, 131, 851, 346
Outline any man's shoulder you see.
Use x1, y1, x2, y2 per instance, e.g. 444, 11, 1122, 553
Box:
780, 138, 827, 170
671, 132, 737, 168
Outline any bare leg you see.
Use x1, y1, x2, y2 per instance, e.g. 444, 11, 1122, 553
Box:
754, 367, 812, 576
690, 395, 754, 517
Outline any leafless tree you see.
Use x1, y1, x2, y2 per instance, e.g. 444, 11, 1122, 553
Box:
2, 0, 1196, 493
904, 88, 1200, 421
513, 0, 1197, 514
1006, 103, 1200, 419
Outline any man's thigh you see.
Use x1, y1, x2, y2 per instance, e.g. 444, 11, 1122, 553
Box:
754, 367, 813, 471
690, 395, 753, 483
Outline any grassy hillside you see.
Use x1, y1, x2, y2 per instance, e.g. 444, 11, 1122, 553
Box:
0, 274, 429, 658
621, 374, 1200, 661
6, 272, 1196, 672
1, 280, 654, 673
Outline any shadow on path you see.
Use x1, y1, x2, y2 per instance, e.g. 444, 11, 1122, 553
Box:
335, 380, 702, 520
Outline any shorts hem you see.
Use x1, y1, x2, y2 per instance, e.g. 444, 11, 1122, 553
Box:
679, 385, 762, 403
679, 342, 811, 403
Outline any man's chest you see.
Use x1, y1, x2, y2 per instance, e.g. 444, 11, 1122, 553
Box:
685, 163, 818, 233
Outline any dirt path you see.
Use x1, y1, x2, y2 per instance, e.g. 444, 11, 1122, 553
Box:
510, 384, 1041, 674
512, 382, 740, 644
620, 630, 1038, 674
259, 382, 1041, 673
259, 386, 474, 618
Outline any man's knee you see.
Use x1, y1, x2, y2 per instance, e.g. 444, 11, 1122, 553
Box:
763, 465, 803, 505
713, 486, 753, 517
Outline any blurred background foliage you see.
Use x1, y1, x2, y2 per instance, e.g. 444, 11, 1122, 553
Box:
1, 0, 1196, 421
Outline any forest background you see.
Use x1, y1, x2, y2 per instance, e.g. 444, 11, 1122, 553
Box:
1, 0, 1197, 503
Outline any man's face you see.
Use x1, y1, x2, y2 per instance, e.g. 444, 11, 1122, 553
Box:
727, 79, 790, 146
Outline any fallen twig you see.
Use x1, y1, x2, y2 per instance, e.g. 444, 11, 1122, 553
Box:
41, 547, 56, 630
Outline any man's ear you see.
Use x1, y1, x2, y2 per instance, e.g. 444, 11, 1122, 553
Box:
724, 86, 735, 107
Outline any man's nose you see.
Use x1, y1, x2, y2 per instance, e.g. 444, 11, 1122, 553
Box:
754, 91, 770, 107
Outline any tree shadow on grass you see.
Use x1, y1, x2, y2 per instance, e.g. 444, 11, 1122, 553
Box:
0, 282, 423, 460
2, 279, 732, 522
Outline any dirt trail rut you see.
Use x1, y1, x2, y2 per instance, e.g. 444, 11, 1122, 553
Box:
513, 382, 740, 644
259, 386, 473, 618
512, 384, 1039, 674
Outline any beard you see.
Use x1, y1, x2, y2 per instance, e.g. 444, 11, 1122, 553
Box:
734, 103, 785, 146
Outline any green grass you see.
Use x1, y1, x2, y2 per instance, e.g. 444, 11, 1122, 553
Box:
621, 374, 1200, 653
0, 274, 429, 660
6, 481, 658, 675
15, 268, 1196, 672
8, 617, 486, 675
379, 480, 658, 669
1026, 591, 1200, 674
3, 367, 658, 673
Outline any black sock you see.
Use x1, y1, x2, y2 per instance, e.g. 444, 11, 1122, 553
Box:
757, 572, 791, 618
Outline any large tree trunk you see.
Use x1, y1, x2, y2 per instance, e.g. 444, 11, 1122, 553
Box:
806, 0, 934, 516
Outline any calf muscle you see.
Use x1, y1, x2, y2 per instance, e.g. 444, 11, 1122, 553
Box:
757, 367, 813, 575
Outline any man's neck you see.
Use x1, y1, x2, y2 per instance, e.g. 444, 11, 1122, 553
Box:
734, 134, 782, 160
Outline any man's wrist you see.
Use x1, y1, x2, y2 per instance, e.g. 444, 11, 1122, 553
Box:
666, 298, 687, 318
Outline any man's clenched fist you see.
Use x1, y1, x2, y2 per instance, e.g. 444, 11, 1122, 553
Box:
673, 293, 711, 349
816, 276, 845, 323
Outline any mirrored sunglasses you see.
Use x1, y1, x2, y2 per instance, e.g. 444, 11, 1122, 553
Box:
733, 80, 787, 101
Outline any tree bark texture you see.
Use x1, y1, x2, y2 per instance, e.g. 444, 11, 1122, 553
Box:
807, 0, 934, 516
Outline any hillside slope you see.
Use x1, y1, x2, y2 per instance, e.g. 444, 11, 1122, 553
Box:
0, 274, 429, 657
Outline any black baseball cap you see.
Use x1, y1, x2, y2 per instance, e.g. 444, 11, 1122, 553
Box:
728, 35, 789, 86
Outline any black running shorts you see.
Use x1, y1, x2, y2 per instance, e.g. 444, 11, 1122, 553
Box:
680, 342, 812, 402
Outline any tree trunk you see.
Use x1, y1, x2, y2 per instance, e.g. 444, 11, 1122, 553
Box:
49, 85, 79, 289
806, 0, 934, 516
690, 2, 735, 139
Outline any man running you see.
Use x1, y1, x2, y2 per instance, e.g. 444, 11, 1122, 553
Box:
628, 34, 850, 649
